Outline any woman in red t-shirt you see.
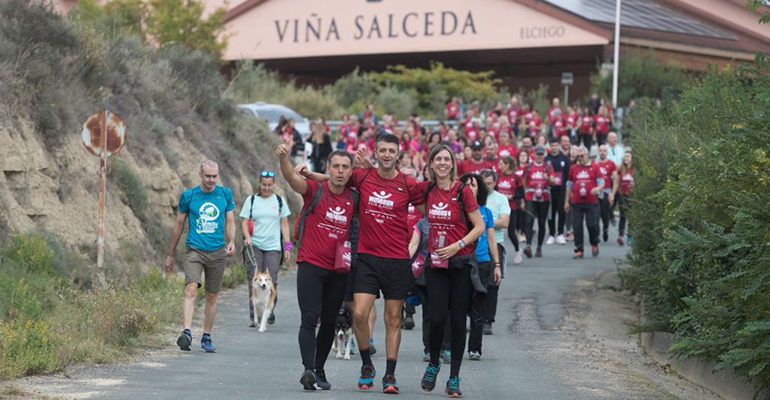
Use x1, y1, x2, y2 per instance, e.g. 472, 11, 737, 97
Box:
419, 144, 486, 397
610, 151, 633, 246
497, 156, 524, 263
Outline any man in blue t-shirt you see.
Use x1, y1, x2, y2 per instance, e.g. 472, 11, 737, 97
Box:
165, 160, 236, 353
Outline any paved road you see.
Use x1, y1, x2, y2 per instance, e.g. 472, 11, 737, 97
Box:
21, 224, 686, 400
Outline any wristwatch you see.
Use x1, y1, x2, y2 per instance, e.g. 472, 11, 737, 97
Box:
457, 239, 466, 249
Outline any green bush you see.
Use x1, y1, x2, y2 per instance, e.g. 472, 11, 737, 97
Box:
623, 54, 770, 396
0, 319, 60, 378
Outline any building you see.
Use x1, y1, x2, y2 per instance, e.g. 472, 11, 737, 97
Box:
218, 0, 770, 100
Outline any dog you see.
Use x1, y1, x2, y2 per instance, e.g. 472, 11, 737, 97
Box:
331, 303, 354, 360
251, 270, 276, 333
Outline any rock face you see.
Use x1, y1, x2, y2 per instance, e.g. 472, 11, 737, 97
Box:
0, 118, 299, 270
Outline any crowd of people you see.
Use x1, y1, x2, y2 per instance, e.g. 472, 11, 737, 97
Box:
163, 93, 634, 398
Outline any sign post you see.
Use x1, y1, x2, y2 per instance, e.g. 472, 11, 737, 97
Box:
561, 72, 574, 106
81, 110, 127, 286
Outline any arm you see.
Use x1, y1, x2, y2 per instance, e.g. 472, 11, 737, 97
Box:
164, 212, 187, 273
592, 178, 605, 196
436, 209, 485, 260
610, 170, 620, 204
281, 217, 291, 263
277, 142, 309, 195
494, 213, 509, 230
241, 218, 252, 247
225, 210, 236, 256
408, 228, 421, 258
565, 185, 572, 213
487, 231, 502, 286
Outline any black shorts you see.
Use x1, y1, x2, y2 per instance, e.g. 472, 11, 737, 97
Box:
353, 253, 414, 300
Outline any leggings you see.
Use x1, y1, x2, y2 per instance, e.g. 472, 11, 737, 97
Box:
618, 193, 631, 237
596, 134, 608, 147
549, 188, 567, 237
426, 263, 473, 377
418, 286, 449, 354
579, 134, 593, 153
599, 195, 612, 235
506, 209, 521, 252
525, 200, 550, 248
297, 263, 348, 371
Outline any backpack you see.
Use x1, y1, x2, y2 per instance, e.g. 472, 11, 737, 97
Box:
246, 193, 285, 264
523, 161, 551, 188
294, 184, 360, 268
423, 180, 470, 228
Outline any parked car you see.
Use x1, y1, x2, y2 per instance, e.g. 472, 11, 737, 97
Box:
237, 102, 311, 139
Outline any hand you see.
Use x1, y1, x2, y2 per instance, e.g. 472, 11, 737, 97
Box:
276, 142, 289, 159
590, 187, 600, 196
609, 194, 615, 205
244, 236, 252, 248
164, 255, 174, 273
564, 202, 571, 213
225, 241, 236, 257
436, 242, 461, 260
294, 163, 310, 177
283, 250, 291, 263
494, 266, 502, 286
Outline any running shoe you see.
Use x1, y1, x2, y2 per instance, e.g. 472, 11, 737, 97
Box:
177, 330, 192, 351
421, 362, 441, 392
603, 231, 609, 242
483, 323, 493, 335
545, 235, 555, 245
617, 237, 625, 246
514, 250, 523, 264
573, 251, 584, 259
468, 351, 481, 361
592, 246, 599, 257
627, 237, 633, 245
370, 338, 377, 356
403, 315, 415, 330
557, 234, 567, 245
445, 376, 462, 398
535, 247, 542, 258
248, 321, 256, 328
523, 246, 532, 258
201, 335, 216, 353
423, 352, 430, 362
315, 369, 331, 390
442, 350, 452, 364
300, 369, 317, 391
382, 374, 399, 394
358, 364, 376, 390
268, 312, 276, 325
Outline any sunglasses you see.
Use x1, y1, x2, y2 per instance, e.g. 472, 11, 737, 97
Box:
260, 171, 275, 178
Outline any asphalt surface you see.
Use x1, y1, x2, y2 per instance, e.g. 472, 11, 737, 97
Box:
20, 222, 675, 400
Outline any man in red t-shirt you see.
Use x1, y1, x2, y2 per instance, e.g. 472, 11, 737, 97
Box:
300, 133, 425, 393
565, 146, 604, 258
594, 108, 610, 147
278, 145, 357, 390
458, 141, 493, 176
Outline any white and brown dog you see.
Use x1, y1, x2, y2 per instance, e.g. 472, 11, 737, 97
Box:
331, 303, 353, 360
251, 270, 276, 333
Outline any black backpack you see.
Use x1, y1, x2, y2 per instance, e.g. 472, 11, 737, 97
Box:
295, 184, 360, 268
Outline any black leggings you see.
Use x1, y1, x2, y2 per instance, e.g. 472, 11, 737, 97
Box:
599, 196, 611, 234
549, 188, 567, 237
506, 209, 520, 252
618, 193, 630, 237
297, 263, 348, 371
426, 263, 473, 377
526, 200, 550, 248
579, 134, 593, 153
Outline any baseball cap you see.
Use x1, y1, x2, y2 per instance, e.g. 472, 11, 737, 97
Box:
470, 141, 484, 150
534, 145, 546, 155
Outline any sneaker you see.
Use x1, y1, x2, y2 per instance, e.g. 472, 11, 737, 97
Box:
535, 247, 542, 258
545, 235, 555, 245
523, 246, 532, 258
421, 362, 441, 392
248, 321, 256, 328
617, 237, 625, 246
557, 234, 567, 245
369, 339, 377, 356
358, 364, 376, 390
603, 231, 609, 242
300, 369, 317, 391
268, 312, 276, 325
423, 352, 430, 362
445, 376, 462, 398
627, 237, 633, 245
468, 351, 481, 360
382, 374, 399, 394
201, 335, 216, 353
442, 350, 452, 364
403, 315, 415, 330
573, 251, 584, 259
514, 250, 523, 264
177, 330, 192, 351
592, 246, 599, 257
482, 323, 493, 335
315, 369, 331, 390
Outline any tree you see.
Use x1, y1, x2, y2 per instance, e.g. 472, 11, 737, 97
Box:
144, 0, 228, 58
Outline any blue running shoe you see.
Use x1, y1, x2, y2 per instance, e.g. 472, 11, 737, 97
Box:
421, 362, 441, 392
382, 374, 399, 394
442, 350, 451, 364
201, 334, 216, 353
177, 330, 191, 351
445, 376, 462, 398
358, 364, 375, 390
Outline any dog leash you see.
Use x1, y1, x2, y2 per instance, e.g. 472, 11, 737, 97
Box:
244, 244, 259, 269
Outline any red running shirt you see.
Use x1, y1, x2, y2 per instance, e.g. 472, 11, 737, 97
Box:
580, 115, 593, 135
407, 203, 423, 230
620, 169, 634, 195
458, 159, 494, 176
568, 163, 601, 204
297, 181, 356, 270
496, 172, 520, 210
524, 162, 553, 202
594, 115, 609, 135
497, 144, 518, 159
347, 168, 425, 259
595, 160, 617, 186
424, 181, 479, 258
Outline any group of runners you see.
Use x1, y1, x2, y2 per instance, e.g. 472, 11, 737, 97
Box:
163, 95, 634, 398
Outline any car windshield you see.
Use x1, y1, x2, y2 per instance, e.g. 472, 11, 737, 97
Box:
256, 107, 303, 124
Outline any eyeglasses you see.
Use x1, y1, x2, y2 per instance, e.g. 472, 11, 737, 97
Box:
260, 171, 275, 178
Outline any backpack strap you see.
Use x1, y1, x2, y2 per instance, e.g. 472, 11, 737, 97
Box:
296, 184, 324, 249
276, 194, 283, 217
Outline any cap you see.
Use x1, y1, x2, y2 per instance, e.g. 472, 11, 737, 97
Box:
534, 145, 546, 155
470, 141, 484, 150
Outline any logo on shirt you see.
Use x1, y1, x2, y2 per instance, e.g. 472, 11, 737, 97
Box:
577, 171, 590, 180
429, 202, 452, 219
498, 181, 512, 189
325, 206, 348, 225
368, 190, 395, 210
196, 202, 221, 234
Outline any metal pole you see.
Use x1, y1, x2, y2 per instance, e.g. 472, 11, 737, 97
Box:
97, 110, 107, 286
612, 0, 622, 109
564, 85, 570, 108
